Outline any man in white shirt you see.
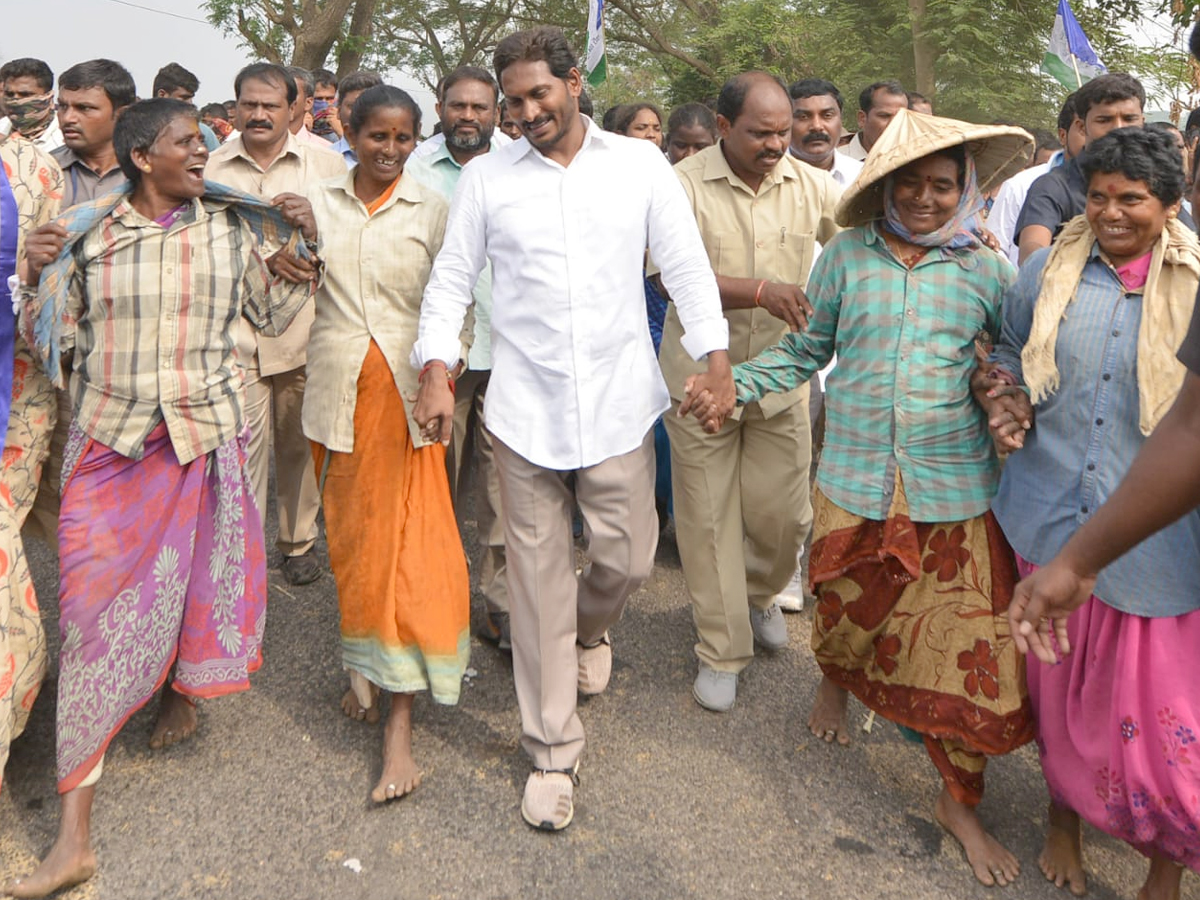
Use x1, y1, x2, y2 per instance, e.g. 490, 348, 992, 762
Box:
987, 93, 1083, 265
788, 78, 862, 188
407, 66, 512, 650
412, 26, 732, 833
839, 80, 907, 161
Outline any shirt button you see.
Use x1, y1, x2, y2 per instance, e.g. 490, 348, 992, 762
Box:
906, 309, 914, 317
755, 240, 764, 249
1087, 463, 1095, 471
1102, 373, 1111, 381
1081, 506, 1089, 513
1112, 329, 1121, 337
162, 360, 170, 370
1095, 417, 1104, 426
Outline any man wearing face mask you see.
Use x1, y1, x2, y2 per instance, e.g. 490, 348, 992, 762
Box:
789, 78, 862, 188
656, 72, 839, 712
0, 59, 62, 152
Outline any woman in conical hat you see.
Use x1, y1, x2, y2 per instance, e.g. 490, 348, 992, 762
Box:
682, 108, 1034, 887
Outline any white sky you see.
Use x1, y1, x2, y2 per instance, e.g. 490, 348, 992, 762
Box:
2, 0, 438, 120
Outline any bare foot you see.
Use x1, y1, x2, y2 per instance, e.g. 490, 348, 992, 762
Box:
807, 676, 851, 745
340, 688, 381, 724
4, 786, 97, 898
935, 786, 1020, 887
1136, 854, 1183, 900
149, 686, 198, 750
1040, 803, 1087, 895
370, 693, 421, 804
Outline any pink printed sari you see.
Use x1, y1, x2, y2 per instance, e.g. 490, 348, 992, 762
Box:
55, 421, 267, 792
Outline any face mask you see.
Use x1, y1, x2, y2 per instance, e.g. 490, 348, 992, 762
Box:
5, 92, 54, 137
311, 100, 336, 136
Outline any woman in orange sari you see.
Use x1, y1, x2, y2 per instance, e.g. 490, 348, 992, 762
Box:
304, 85, 469, 804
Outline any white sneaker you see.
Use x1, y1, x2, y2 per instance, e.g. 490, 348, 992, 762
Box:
773, 564, 806, 612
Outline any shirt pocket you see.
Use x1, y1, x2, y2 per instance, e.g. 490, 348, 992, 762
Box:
777, 230, 815, 288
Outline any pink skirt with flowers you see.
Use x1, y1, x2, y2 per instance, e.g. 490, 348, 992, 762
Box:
1018, 556, 1200, 870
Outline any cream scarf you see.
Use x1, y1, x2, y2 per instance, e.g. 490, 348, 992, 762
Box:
1021, 214, 1200, 435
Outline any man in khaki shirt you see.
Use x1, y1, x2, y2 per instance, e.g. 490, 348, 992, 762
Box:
660, 72, 839, 711
207, 62, 345, 585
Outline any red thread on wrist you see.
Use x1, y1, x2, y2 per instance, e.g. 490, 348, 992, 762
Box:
753, 280, 767, 307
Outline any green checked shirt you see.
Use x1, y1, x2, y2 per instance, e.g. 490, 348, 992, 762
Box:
732, 224, 1014, 523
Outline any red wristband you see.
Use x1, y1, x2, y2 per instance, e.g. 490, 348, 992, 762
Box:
753, 280, 767, 307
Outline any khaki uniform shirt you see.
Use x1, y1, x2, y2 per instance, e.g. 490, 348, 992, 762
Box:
302, 171, 450, 452
658, 143, 840, 418
206, 132, 346, 375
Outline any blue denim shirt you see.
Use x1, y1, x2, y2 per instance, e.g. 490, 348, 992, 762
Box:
990, 245, 1200, 617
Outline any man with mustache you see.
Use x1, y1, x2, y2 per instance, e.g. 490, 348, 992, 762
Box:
407, 66, 512, 649
657, 71, 839, 712
207, 63, 345, 587
0, 58, 63, 152
789, 78, 862, 188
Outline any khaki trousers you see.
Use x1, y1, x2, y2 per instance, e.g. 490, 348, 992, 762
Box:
244, 362, 320, 557
665, 394, 812, 674
448, 370, 506, 615
494, 431, 656, 771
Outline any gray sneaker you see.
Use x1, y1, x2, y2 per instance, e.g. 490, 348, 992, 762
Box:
750, 601, 788, 651
693, 664, 737, 712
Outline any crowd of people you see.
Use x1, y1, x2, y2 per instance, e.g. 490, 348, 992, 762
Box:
0, 21, 1197, 900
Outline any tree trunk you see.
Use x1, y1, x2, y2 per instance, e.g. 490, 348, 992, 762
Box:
908, 0, 936, 97
336, 0, 381, 78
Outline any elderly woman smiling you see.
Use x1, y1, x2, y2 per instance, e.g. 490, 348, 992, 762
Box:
684, 110, 1035, 888
981, 127, 1200, 900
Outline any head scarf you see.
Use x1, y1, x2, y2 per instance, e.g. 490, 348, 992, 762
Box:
5, 92, 55, 140
880, 150, 984, 250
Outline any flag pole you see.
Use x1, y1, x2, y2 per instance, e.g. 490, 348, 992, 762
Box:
1071, 54, 1082, 89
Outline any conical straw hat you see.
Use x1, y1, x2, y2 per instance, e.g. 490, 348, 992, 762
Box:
835, 108, 1034, 228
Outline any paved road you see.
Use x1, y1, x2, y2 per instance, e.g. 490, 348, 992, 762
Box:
1, 492, 1196, 900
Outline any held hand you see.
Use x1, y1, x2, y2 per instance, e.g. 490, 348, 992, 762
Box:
413, 366, 455, 445
974, 227, 1001, 253
1008, 559, 1094, 665
757, 282, 814, 332
983, 385, 1033, 452
270, 193, 318, 242
266, 248, 318, 284
679, 352, 735, 435
21, 222, 68, 285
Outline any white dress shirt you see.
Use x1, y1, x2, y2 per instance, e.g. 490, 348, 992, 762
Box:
413, 117, 729, 470
988, 151, 1063, 265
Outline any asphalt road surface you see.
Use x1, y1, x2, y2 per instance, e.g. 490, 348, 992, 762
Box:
1, 473, 1196, 900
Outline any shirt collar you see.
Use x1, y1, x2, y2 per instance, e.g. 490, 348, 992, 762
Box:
427, 133, 507, 169
332, 168, 427, 212
112, 195, 207, 229
229, 131, 302, 172
702, 141, 797, 193
53, 145, 120, 178
510, 114, 605, 165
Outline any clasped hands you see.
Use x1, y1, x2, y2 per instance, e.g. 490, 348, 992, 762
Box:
970, 363, 1033, 453
678, 350, 736, 434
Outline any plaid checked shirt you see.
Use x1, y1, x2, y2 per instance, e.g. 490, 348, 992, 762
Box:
51, 196, 313, 464
732, 224, 1014, 522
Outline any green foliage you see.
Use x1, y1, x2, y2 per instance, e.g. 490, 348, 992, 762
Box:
203, 0, 1195, 129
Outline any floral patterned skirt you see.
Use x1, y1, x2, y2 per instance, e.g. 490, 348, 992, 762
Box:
809, 475, 1033, 805
1019, 556, 1200, 871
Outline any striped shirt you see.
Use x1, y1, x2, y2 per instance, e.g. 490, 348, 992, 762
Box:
732, 224, 1013, 522
62, 196, 313, 463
